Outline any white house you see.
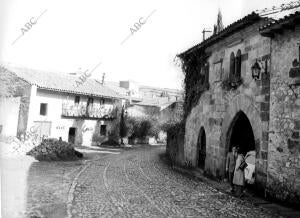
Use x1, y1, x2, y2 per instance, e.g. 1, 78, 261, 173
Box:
0, 65, 124, 146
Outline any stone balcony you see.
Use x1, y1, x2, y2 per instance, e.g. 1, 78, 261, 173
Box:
62, 103, 117, 119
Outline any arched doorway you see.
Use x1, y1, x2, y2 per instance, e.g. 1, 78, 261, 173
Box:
197, 127, 206, 169
227, 111, 255, 155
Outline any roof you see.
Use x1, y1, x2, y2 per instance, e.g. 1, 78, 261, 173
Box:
178, 6, 300, 59
160, 101, 184, 111
2, 64, 123, 99
259, 10, 300, 37
104, 81, 129, 96
139, 85, 183, 95
131, 97, 174, 108
178, 12, 264, 58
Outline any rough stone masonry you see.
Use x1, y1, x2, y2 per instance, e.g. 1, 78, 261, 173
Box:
176, 12, 300, 206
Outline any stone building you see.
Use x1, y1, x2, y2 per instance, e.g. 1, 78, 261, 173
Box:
106, 80, 183, 118
0, 65, 124, 146
178, 11, 300, 204
159, 101, 184, 125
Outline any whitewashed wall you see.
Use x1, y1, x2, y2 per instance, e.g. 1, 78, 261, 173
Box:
0, 97, 21, 136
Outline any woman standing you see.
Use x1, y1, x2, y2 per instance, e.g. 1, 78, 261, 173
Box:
233, 148, 245, 197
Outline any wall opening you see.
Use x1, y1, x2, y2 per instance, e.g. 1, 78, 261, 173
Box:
229, 52, 235, 80
235, 49, 242, 79
228, 111, 255, 155
39, 103, 48, 116
100, 125, 107, 136
226, 111, 257, 188
197, 127, 206, 169
68, 127, 77, 144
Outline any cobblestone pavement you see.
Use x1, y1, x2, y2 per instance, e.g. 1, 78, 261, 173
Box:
70, 145, 280, 218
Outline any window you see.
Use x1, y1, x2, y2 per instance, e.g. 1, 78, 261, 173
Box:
235, 50, 242, 79
100, 125, 107, 136
40, 103, 48, 116
229, 52, 235, 79
75, 96, 80, 104
100, 99, 105, 105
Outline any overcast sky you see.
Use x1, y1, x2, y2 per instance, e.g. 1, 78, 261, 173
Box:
0, 0, 289, 89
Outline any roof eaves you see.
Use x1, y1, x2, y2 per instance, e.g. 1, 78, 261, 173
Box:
36, 86, 124, 100
259, 11, 300, 34
178, 12, 262, 59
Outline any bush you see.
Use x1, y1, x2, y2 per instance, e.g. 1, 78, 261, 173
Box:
119, 107, 127, 139
221, 77, 243, 91
26, 138, 83, 161
138, 120, 152, 138
126, 116, 159, 140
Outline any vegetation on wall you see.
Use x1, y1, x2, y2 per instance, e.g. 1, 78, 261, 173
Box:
165, 121, 185, 165
180, 50, 210, 118
221, 77, 243, 91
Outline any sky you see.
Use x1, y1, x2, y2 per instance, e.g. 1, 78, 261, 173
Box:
0, 0, 290, 90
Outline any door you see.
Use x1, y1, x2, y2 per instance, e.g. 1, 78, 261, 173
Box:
68, 127, 76, 144
197, 127, 206, 169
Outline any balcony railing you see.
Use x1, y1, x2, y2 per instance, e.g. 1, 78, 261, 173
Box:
62, 102, 117, 119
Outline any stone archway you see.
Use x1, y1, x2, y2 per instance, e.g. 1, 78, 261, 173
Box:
227, 111, 255, 155
197, 127, 206, 169
220, 94, 262, 176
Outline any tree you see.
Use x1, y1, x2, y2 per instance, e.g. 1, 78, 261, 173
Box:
138, 119, 152, 139
119, 106, 127, 144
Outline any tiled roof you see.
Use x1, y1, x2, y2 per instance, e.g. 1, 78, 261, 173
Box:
2, 64, 123, 99
139, 85, 183, 95
178, 7, 300, 58
104, 81, 129, 96
259, 10, 300, 33
178, 12, 264, 58
132, 97, 172, 107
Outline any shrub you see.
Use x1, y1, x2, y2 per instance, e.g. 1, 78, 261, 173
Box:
26, 138, 83, 161
119, 107, 127, 144
138, 119, 152, 138
126, 116, 160, 140
221, 77, 243, 91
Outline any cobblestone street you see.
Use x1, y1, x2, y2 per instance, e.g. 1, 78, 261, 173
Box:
68, 145, 279, 218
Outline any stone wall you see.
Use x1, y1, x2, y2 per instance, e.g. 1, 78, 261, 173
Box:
166, 123, 185, 166
268, 26, 300, 205
127, 104, 160, 118
184, 21, 272, 187
160, 102, 183, 124
0, 66, 32, 137
0, 97, 21, 136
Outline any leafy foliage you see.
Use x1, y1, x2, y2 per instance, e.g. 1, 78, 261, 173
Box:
119, 106, 127, 139
221, 76, 243, 91
26, 138, 83, 161
126, 116, 161, 140
180, 50, 210, 118
165, 121, 185, 165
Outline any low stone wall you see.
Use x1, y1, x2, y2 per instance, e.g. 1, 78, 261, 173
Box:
166, 123, 185, 166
